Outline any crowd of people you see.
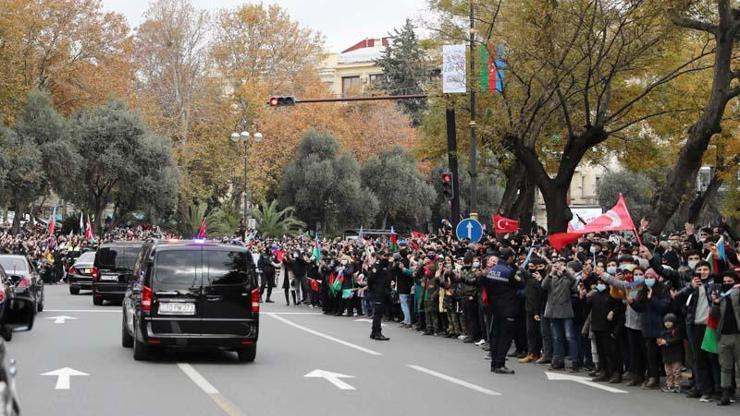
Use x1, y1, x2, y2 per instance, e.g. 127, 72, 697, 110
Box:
0, 223, 173, 282
251, 221, 740, 405
2, 217, 740, 405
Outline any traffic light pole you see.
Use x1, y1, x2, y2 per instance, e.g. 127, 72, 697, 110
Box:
445, 105, 461, 223
269, 94, 428, 106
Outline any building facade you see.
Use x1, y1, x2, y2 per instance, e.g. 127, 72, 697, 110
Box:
318, 38, 389, 96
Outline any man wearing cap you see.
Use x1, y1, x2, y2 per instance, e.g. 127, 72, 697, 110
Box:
368, 250, 392, 341
482, 248, 523, 374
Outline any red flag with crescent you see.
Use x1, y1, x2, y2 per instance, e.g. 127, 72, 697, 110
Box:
493, 214, 519, 234
576, 194, 636, 234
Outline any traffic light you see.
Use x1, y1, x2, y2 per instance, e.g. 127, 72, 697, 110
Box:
441, 172, 453, 200
268, 96, 296, 107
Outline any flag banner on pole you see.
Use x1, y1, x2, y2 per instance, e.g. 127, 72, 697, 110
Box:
49, 207, 57, 237
480, 44, 504, 93
389, 226, 398, 252
493, 214, 519, 234
717, 236, 729, 263
548, 232, 581, 250
312, 236, 321, 263
79, 212, 84, 234
197, 217, 207, 239
571, 194, 636, 234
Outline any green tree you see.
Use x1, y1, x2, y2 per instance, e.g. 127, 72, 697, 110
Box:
430, 159, 504, 227
278, 131, 378, 233
65, 100, 178, 231
361, 146, 436, 228
251, 200, 305, 238
0, 126, 43, 232
375, 19, 428, 126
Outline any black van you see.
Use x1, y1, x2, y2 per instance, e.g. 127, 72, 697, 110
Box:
121, 241, 259, 362
92, 242, 143, 305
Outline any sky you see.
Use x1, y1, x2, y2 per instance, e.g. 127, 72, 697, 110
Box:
101, 0, 430, 52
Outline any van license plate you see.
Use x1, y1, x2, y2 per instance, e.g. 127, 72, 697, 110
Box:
159, 303, 195, 315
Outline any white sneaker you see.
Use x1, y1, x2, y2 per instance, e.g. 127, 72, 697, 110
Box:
457, 335, 466, 340
475, 339, 486, 346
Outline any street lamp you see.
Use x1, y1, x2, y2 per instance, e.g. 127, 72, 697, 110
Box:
229, 129, 263, 241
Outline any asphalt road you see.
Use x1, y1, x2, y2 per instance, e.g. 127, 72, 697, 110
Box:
6, 284, 737, 416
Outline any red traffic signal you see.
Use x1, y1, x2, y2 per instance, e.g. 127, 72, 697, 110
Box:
440, 172, 453, 200
268, 96, 296, 107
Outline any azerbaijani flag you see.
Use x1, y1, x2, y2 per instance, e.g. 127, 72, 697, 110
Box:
717, 236, 729, 263
706, 251, 718, 275
389, 226, 398, 252
480, 43, 504, 93
312, 235, 321, 263
701, 311, 719, 354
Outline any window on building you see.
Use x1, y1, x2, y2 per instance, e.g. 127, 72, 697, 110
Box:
342, 76, 362, 96
368, 73, 384, 85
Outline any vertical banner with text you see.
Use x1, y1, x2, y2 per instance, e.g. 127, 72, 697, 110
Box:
442, 44, 466, 94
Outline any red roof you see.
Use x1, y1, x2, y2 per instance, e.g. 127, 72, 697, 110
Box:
341, 37, 391, 54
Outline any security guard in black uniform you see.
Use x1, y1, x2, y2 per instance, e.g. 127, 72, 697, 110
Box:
368, 250, 392, 341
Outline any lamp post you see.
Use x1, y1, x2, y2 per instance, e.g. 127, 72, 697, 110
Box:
230, 129, 263, 241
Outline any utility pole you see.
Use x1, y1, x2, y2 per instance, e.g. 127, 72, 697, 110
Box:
468, 1, 478, 218
445, 103, 461, 223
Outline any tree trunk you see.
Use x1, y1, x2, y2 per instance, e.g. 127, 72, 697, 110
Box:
11, 203, 22, 234
687, 170, 724, 225
499, 160, 526, 215
511, 176, 535, 234
648, 16, 737, 234
541, 185, 572, 234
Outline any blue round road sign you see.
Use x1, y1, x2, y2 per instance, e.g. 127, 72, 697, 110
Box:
456, 218, 483, 242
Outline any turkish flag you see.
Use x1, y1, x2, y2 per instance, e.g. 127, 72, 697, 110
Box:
576, 194, 636, 234
548, 232, 581, 250
493, 214, 519, 234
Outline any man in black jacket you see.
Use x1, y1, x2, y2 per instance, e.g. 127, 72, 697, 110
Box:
483, 248, 523, 374
368, 251, 392, 341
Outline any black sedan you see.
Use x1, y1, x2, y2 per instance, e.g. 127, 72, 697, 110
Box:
0, 255, 45, 313
67, 251, 96, 295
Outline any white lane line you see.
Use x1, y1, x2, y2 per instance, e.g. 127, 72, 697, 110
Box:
407, 364, 501, 396
45, 309, 119, 313
177, 363, 245, 416
268, 312, 323, 315
266, 312, 382, 356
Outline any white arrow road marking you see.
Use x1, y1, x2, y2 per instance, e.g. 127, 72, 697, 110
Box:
46, 315, 77, 324
305, 369, 356, 391
545, 372, 627, 393
267, 313, 382, 356
466, 222, 474, 239
353, 318, 385, 327
41, 367, 89, 390
407, 365, 501, 396
177, 363, 244, 416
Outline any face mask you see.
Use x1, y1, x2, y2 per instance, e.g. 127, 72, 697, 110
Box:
596, 283, 607, 292
472, 261, 480, 269
722, 284, 734, 293
607, 266, 617, 275
687, 260, 698, 270
644, 278, 655, 288
633, 274, 645, 283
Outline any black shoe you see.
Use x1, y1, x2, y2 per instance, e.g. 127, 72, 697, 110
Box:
516, 351, 528, 359
423, 331, 434, 336
588, 370, 600, 377
265, 300, 274, 303
608, 374, 622, 384
685, 389, 702, 399
548, 363, 565, 371
373, 334, 390, 341
568, 366, 582, 373
492, 367, 515, 374
718, 388, 732, 406
592, 373, 610, 382
462, 336, 474, 343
